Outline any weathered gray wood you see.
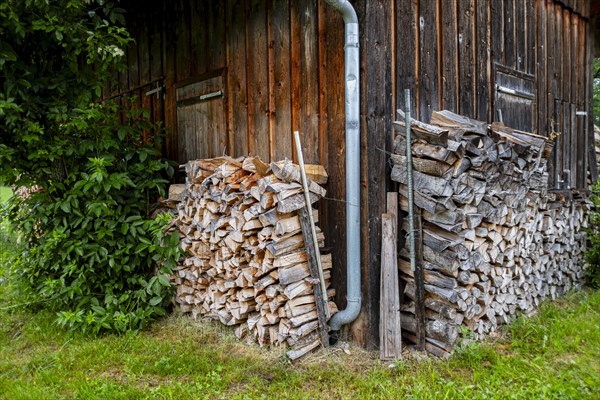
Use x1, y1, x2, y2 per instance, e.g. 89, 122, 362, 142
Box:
399, 258, 458, 290
286, 338, 320, 361
430, 110, 488, 137
380, 208, 402, 360
401, 332, 451, 358
398, 185, 456, 214
401, 299, 458, 322
400, 312, 458, 345
411, 142, 458, 165
390, 154, 452, 177
394, 109, 449, 146
298, 207, 329, 348
422, 246, 460, 273
391, 164, 453, 197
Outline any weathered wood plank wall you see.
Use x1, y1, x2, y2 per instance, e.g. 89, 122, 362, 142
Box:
111, 0, 595, 348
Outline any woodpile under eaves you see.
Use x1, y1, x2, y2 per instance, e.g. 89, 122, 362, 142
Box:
172, 156, 336, 359
392, 110, 590, 357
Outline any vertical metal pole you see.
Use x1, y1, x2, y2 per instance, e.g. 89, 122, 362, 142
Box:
405, 89, 416, 273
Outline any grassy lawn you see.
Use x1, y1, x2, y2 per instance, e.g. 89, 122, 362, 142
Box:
0, 276, 599, 400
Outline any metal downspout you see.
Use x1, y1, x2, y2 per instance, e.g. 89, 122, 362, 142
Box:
322, 0, 361, 341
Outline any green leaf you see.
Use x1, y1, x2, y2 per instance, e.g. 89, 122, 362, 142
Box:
60, 202, 71, 213
149, 296, 162, 306
157, 275, 170, 287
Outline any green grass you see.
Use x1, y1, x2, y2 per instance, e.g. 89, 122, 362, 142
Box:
1, 283, 598, 400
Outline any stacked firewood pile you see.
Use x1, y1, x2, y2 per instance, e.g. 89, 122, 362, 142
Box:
171, 156, 336, 358
392, 110, 589, 356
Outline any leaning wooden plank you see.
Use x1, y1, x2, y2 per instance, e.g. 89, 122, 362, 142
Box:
395, 109, 449, 146
380, 193, 402, 360
299, 207, 330, 347
413, 208, 427, 351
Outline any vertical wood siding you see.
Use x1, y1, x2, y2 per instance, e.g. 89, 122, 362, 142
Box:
112, 0, 594, 346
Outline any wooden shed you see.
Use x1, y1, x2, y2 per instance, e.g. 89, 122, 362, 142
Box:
111, 0, 598, 348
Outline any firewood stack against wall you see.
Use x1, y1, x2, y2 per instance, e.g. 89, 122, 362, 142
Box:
392, 110, 590, 357
171, 156, 336, 358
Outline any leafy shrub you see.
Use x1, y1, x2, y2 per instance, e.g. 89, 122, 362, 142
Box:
0, 0, 182, 333
585, 184, 600, 288
5, 103, 181, 333
0, 0, 130, 187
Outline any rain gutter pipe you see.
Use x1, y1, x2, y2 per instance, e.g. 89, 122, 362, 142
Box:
322, 0, 361, 343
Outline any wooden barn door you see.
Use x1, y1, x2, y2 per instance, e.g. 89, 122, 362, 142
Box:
176, 74, 227, 164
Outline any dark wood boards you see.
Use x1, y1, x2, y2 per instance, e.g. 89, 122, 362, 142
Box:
503, 0, 515, 70
418, 0, 439, 122
475, 0, 490, 122
246, 0, 270, 160
207, 1, 227, 71
394, 0, 418, 115
322, 2, 347, 326
270, 0, 292, 161
457, 0, 474, 117
226, 0, 249, 158
440, 0, 458, 113
536, 0, 547, 137
115, 0, 594, 187
189, 0, 207, 77
297, 0, 320, 165
175, 0, 191, 82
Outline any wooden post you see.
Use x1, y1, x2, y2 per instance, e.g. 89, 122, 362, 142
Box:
299, 208, 330, 348
414, 208, 426, 351
380, 192, 402, 360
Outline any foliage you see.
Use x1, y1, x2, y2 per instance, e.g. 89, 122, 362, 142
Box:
4, 104, 180, 333
0, 0, 181, 333
1, 285, 599, 399
0, 0, 129, 187
584, 183, 600, 288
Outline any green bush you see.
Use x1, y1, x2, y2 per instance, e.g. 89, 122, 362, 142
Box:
585, 184, 600, 288
4, 103, 181, 333
0, 0, 182, 333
